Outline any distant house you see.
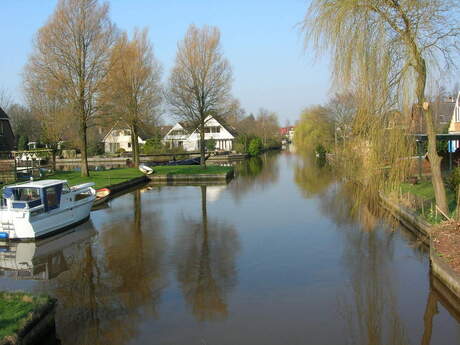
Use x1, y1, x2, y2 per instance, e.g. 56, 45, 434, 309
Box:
102, 123, 147, 153
411, 96, 455, 134
279, 126, 295, 142
448, 92, 460, 134
0, 107, 16, 152
162, 116, 236, 151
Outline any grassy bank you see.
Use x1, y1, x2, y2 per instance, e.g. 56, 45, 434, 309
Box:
401, 181, 456, 223
153, 165, 233, 175
0, 292, 51, 342
46, 168, 144, 189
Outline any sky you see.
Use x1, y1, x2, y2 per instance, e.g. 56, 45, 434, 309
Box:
0, 0, 331, 125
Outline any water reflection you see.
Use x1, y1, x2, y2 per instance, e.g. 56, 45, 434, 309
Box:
294, 154, 336, 198
294, 152, 414, 344
172, 186, 240, 321
4, 152, 460, 344
0, 222, 96, 280
230, 153, 280, 201
49, 189, 166, 345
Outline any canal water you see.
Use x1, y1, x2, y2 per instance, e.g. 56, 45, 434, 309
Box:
1, 151, 460, 344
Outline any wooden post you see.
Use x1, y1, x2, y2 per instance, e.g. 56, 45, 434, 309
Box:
52, 149, 56, 173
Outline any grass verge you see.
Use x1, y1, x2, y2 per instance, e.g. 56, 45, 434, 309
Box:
45, 168, 144, 189
152, 165, 233, 175
400, 180, 456, 223
0, 292, 51, 341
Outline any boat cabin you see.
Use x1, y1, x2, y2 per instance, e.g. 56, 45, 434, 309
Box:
2, 180, 91, 212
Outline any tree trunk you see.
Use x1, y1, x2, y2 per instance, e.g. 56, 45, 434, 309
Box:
414, 55, 448, 215
200, 120, 206, 167
80, 117, 89, 177
131, 124, 140, 167
425, 105, 449, 215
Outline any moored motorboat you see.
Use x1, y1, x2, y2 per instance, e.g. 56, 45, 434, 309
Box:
0, 180, 96, 240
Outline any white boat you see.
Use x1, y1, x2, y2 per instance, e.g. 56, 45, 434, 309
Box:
0, 179, 96, 240
139, 164, 154, 175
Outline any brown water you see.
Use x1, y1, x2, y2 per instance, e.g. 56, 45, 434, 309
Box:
1, 151, 460, 345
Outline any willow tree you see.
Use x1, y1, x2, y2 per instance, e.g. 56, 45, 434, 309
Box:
168, 25, 232, 166
101, 29, 162, 167
302, 0, 460, 214
24, 0, 116, 177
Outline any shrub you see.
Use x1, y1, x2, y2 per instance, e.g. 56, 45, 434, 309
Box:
248, 137, 263, 156
206, 139, 216, 151
143, 137, 163, 154
17, 135, 28, 151
448, 167, 460, 194
235, 134, 256, 153
87, 142, 104, 156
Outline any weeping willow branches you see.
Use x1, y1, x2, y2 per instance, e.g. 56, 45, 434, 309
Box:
301, 0, 460, 211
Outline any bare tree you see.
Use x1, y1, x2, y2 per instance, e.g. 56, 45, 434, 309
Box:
101, 29, 162, 166
23, 0, 116, 176
0, 88, 13, 111
7, 104, 42, 144
168, 25, 233, 166
255, 108, 280, 147
302, 0, 460, 214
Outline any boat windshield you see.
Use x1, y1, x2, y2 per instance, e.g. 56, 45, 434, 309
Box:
15, 188, 40, 202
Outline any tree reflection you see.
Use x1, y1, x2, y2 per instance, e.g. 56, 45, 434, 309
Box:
229, 153, 280, 201
50, 189, 166, 345
294, 153, 336, 198
173, 185, 240, 321
316, 179, 410, 344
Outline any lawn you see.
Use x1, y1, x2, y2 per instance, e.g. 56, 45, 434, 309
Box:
401, 180, 457, 222
401, 181, 439, 200
153, 165, 233, 175
47, 168, 144, 189
0, 292, 51, 341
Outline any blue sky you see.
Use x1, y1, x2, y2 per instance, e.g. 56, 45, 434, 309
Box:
0, 0, 331, 125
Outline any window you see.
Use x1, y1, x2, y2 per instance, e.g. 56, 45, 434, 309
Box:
205, 126, 220, 133
62, 184, 71, 194
16, 188, 40, 202
128, 143, 131, 148
45, 187, 58, 210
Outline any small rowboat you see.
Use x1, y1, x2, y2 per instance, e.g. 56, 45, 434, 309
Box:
139, 164, 154, 175
96, 188, 111, 199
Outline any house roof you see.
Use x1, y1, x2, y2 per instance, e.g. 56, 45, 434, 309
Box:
102, 121, 151, 142
0, 107, 10, 120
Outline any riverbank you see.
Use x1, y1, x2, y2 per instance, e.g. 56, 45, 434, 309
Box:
382, 191, 460, 302
0, 292, 56, 345
48, 168, 144, 189
148, 165, 234, 183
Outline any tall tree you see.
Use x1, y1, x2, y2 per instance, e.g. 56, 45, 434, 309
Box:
7, 104, 42, 144
101, 29, 162, 166
0, 88, 13, 111
302, 0, 460, 214
23, 0, 116, 176
168, 25, 233, 166
255, 108, 280, 147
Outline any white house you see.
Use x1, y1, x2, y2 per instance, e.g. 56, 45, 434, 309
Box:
162, 122, 191, 149
448, 92, 460, 134
102, 125, 146, 153
162, 116, 236, 151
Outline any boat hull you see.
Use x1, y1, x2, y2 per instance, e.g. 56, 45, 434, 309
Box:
0, 197, 95, 240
